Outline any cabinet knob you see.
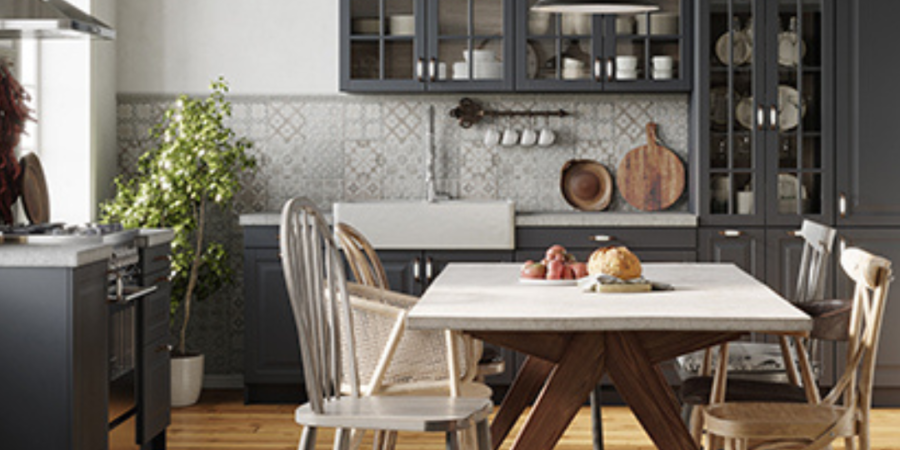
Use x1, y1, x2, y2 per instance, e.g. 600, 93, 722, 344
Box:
589, 235, 613, 243
429, 58, 437, 82
416, 58, 425, 82
606, 58, 614, 82
770, 105, 778, 131
413, 257, 421, 282
594, 58, 602, 82
757, 105, 765, 131
839, 193, 848, 218
425, 257, 434, 281
719, 230, 744, 238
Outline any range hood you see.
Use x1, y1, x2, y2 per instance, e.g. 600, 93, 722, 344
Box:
0, 0, 115, 40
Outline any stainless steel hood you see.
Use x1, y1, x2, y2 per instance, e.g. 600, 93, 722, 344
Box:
0, 0, 115, 40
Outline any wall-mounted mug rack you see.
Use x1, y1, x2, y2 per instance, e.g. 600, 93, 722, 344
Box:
449, 97, 570, 128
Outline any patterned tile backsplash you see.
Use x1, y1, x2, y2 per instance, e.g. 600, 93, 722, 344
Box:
117, 93, 689, 376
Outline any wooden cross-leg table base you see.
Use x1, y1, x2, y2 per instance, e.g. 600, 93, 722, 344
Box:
471, 330, 742, 450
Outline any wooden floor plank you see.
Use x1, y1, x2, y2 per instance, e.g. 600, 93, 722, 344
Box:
166, 391, 900, 450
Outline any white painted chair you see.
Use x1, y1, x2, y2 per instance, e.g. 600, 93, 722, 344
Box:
280, 198, 493, 450
678, 220, 839, 443
703, 247, 892, 450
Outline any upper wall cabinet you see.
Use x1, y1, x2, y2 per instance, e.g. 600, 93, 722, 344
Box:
340, 0, 691, 93
697, 0, 834, 227
515, 0, 692, 92
835, 0, 900, 226
341, 0, 515, 92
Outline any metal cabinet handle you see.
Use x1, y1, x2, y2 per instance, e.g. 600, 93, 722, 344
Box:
156, 344, 173, 354
839, 193, 848, 218
429, 58, 437, 82
594, 57, 602, 82
770, 105, 778, 131
425, 257, 434, 281
153, 276, 169, 284
416, 58, 425, 82
152, 255, 170, 262
788, 230, 803, 238
757, 105, 765, 131
606, 58, 614, 82
589, 235, 613, 242
413, 257, 421, 282
719, 230, 744, 238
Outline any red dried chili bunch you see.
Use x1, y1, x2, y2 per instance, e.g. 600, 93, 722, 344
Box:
0, 64, 35, 224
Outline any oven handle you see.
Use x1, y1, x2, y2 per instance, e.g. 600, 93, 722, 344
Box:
108, 285, 158, 304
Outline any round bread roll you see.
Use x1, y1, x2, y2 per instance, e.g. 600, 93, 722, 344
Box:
588, 246, 642, 280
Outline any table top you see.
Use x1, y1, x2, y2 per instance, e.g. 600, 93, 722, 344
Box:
408, 263, 812, 333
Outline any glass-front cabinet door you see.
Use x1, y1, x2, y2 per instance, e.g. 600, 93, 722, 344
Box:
606, 0, 692, 91
427, 0, 514, 91
704, 0, 765, 225
763, 0, 833, 225
700, 0, 832, 226
516, 0, 691, 92
342, 0, 426, 92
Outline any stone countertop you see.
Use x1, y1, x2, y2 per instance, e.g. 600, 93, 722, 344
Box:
0, 241, 112, 268
137, 228, 175, 248
240, 211, 698, 228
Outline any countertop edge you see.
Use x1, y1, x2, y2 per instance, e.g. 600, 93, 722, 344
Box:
0, 243, 113, 268
240, 212, 699, 228
136, 228, 176, 248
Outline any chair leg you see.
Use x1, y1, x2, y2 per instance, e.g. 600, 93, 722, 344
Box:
446, 429, 461, 450
845, 437, 857, 450
689, 405, 704, 445
372, 431, 384, 450
590, 384, 604, 450
298, 426, 317, 450
333, 428, 352, 450
475, 419, 492, 450
349, 429, 365, 450
382, 431, 398, 450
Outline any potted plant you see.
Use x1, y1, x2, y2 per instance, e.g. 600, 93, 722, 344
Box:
102, 78, 256, 406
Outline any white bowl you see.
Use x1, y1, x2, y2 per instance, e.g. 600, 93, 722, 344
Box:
652, 70, 673, 80
463, 49, 496, 63
563, 68, 587, 80
389, 15, 415, 36
616, 56, 638, 71
563, 57, 585, 69
652, 56, 674, 70
453, 61, 503, 80
617, 69, 638, 80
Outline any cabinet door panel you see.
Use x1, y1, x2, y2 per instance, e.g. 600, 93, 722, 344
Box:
836, 0, 900, 225
377, 251, 423, 295
699, 228, 765, 280
139, 336, 171, 444
835, 230, 900, 389
244, 249, 302, 384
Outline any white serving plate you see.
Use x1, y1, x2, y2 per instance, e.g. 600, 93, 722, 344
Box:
519, 278, 578, 286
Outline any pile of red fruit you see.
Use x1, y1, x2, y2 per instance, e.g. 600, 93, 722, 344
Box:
520, 245, 589, 280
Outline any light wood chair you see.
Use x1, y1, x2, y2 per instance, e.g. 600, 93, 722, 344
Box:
703, 247, 892, 450
679, 220, 840, 442
280, 198, 493, 450
336, 222, 506, 383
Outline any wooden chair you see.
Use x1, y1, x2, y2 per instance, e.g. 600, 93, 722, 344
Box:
336, 222, 506, 382
678, 220, 840, 442
280, 198, 493, 450
703, 247, 892, 450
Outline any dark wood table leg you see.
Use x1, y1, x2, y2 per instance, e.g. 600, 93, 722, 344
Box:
606, 332, 699, 450
509, 333, 607, 450
590, 384, 604, 450
490, 356, 555, 450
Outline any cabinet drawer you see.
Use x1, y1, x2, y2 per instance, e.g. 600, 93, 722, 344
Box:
140, 245, 171, 277
139, 335, 171, 444
142, 280, 171, 345
244, 226, 280, 249
516, 227, 697, 250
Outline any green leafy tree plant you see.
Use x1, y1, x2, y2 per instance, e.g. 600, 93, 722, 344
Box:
102, 78, 256, 356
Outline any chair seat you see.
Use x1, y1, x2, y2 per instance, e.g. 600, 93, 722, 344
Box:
678, 341, 792, 378
294, 396, 493, 432
680, 376, 808, 405
797, 299, 853, 341
705, 402, 855, 439
376, 381, 494, 398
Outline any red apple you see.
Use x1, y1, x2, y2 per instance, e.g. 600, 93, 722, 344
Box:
545, 245, 567, 260
570, 262, 589, 279
546, 260, 565, 280
520, 262, 547, 279
562, 265, 575, 279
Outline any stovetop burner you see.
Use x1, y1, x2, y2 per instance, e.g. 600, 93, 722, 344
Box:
0, 222, 138, 246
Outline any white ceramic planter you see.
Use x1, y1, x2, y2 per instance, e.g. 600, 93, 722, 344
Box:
171, 353, 204, 407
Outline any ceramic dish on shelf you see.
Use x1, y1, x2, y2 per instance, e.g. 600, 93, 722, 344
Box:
777, 173, 809, 214
777, 30, 806, 67
715, 29, 752, 66
710, 86, 735, 127
388, 15, 415, 36
526, 41, 540, 78
736, 96, 755, 130
518, 278, 578, 286
778, 85, 807, 131
351, 18, 382, 35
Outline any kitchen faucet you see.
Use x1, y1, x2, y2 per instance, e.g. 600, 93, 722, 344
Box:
425, 105, 449, 203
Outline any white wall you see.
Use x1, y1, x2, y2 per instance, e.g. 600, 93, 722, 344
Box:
38, 0, 117, 223
117, 0, 340, 95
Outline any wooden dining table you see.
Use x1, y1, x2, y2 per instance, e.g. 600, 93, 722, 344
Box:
406, 263, 812, 450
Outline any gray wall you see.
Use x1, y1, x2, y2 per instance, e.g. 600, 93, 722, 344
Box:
117, 93, 689, 376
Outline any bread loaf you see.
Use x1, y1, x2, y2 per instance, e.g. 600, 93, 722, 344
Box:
588, 246, 642, 280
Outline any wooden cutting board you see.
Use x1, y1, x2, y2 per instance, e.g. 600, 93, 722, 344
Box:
617, 123, 685, 211
19, 153, 50, 224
